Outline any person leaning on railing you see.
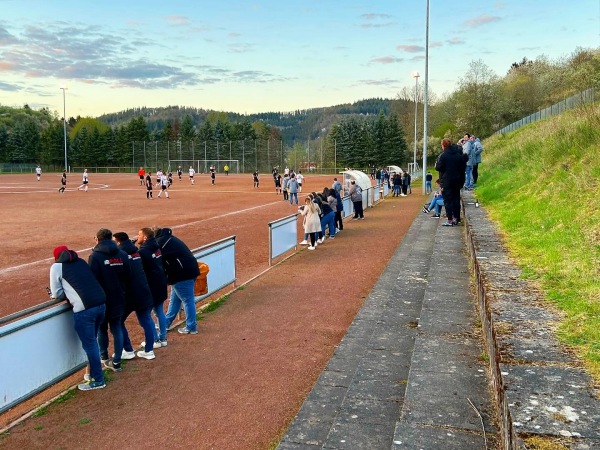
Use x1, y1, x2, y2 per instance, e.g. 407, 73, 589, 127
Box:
49, 246, 107, 391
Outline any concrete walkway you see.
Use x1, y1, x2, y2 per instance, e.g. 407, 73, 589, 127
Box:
278, 206, 498, 449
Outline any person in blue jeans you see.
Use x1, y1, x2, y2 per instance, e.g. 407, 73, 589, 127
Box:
425, 171, 433, 194
423, 180, 444, 217
317, 190, 336, 241
288, 174, 299, 205
136, 227, 168, 347
113, 232, 159, 360
50, 245, 107, 391
154, 227, 201, 335
89, 229, 131, 373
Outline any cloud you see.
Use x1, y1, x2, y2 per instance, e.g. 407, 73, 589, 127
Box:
359, 13, 396, 28
396, 44, 424, 53
0, 25, 18, 45
360, 22, 397, 29
360, 13, 392, 20
446, 37, 465, 46
228, 43, 255, 54
357, 79, 398, 87
0, 80, 20, 92
370, 56, 403, 64
430, 41, 443, 48
463, 15, 502, 27
165, 16, 190, 26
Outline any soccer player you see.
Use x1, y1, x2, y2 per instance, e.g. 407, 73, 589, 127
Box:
210, 165, 216, 185
157, 172, 170, 199
253, 170, 259, 188
138, 167, 145, 185
35, 165, 42, 181
145, 172, 153, 199
58, 170, 67, 193
177, 166, 183, 181
189, 166, 195, 185
77, 169, 89, 192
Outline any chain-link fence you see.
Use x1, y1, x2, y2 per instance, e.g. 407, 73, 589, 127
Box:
497, 88, 596, 134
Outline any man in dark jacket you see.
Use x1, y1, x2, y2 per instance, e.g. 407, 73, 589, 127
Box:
136, 227, 168, 347
435, 138, 468, 226
154, 227, 200, 334
113, 232, 158, 360
50, 245, 107, 391
88, 228, 130, 371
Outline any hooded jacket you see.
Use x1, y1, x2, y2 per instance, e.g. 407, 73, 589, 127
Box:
435, 144, 468, 190
474, 138, 484, 164
117, 239, 153, 312
88, 239, 130, 319
154, 228, 200, 285
137, 236, 168, 306
50, 250, 106, 313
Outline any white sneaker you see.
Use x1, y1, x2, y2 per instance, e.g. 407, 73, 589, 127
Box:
136, 350, 156, 360
336, 228, 341, 233
141, 341, 162, 349
317, 238, 324, 244
307, 245, 315, 250
299, 240, 308, 245
120, 350, 136, 360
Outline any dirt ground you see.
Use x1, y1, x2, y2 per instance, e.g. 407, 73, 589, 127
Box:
0, 172, 424, 449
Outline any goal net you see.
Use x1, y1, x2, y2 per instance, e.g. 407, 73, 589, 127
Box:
168, 160, 239, 174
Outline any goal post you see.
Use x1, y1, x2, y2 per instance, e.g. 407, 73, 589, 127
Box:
168, 160, 239, 174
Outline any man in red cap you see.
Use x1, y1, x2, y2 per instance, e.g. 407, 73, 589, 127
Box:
49, 246, 107, 391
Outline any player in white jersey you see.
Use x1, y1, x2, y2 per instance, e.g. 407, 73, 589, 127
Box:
35, 166, 42, 181
157, 172, 170, 199
296, 171, 304, 192
77, 169, 89, 191
189, 166, 195, 185
155, 170, 163, 187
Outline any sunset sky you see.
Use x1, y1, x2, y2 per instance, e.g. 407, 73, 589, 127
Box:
1, 0, 598, 118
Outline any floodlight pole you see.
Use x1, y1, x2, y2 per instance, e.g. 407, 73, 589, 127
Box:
60, 87, 68, 171
422, 0, 430, 195
412, 71, 420, 175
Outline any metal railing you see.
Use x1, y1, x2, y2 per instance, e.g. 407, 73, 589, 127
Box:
497, 88, 595, 134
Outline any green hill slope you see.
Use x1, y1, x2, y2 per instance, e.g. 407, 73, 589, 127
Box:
477, 103, 600, 379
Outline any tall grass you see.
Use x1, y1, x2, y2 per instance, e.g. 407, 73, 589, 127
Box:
478, 103, 600, 379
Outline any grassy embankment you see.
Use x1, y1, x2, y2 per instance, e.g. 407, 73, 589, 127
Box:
477, 103, 600, 380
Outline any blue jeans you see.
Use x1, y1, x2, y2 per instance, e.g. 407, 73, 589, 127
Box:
98, 314, 123, 365
165, 279, 197, 332
73, 304, 105, 384
153, 301, 167, 342
393, 185, 400, 195
465, 165, 473, 187
121, 306, 156, 352
425, 180, 432, 193
428, 197, 445, 215
289, 192, 298, 205
320, 211, 335, 237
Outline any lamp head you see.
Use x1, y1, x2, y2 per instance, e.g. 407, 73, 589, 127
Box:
411, 71, 420, 79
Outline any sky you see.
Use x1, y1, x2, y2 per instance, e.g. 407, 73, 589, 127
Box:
1, 0, 599, 119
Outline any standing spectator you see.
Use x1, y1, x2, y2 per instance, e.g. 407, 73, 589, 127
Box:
177, 165, 183, 181
375, 168, 382, 186
154, 227, 201, 335
406, 170, 412, 194
224, 164, 229, 176
288, 174, 299, 205
299, 196, 321, 250
138, 167, 145, 185
333, 187, 344, 232
436, 138, 467, 226
58, 170, 67, 193
332, 177, 342, 194
136, 227, 169, 347
392, 171, 402, 197
284, 166, 289, 176
425, 171, 433, 194
157, 171, 170, 199
113, 232, 157, 360
462, 133, 474, 189
77, 169, 89, 192
253, 170, 259, 188
282, 173, 289, 201
145, 172, 153, 199
88, 228, 130, 372
349, 180, 364, 219
188, 166, 195, 185
473, 137, 484, 186
321, 188, 336, 239
401, 172, 409, 196
35, 165, 42, 181
383, 168, 391, 189
50, 245, 107, 391
296, 171, 304, 192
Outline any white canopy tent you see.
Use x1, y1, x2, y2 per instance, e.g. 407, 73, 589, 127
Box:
340, 170, 371, 196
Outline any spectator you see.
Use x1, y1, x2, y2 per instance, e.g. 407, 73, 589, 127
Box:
113, 232, 158, 360
392, 172, 402, 197
349, 180, 364, 220
320, 188, 336, 240
282, 173, 290, 201
136, 227, 169, 347
425, 171, 433, 194
154, 227, 201, 335
462, 133, 475, 189
473, 137, 484, 186
288, 174, 299, 205
88, 228, 130, 372
435, 139, 467, 226
332, 177, 342, 194
422, 179, 444, 218
299, 196, 321, 250
50, 245, 107, 391
375, 168, 382, 186
333, 187, 344, 232
406, 170, 412, 194
401, 172, 409, 196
